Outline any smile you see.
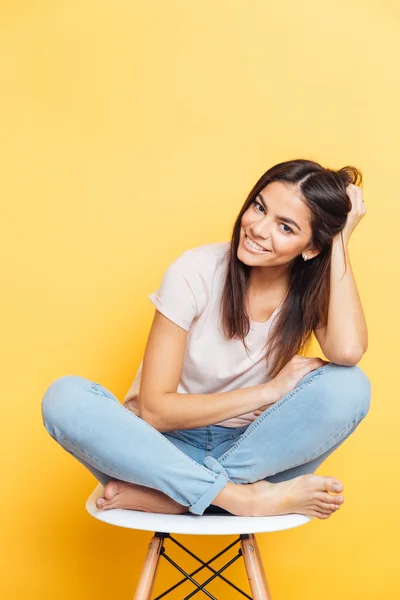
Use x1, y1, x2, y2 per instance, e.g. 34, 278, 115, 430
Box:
244, 234, 270, 253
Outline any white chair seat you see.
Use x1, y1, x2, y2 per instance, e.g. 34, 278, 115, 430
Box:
86, 483, 312, 536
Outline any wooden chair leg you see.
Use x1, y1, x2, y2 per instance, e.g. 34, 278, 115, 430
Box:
241, 534, 272, 600
133, 534, 163, 600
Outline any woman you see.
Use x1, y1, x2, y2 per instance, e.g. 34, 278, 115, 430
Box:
41, 158, 371, 519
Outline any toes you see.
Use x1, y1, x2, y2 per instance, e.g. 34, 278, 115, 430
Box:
96, 491, 120, 511
104, 480, 120, 500
316, 501, 341, 512
96, 497, 118, 511
309, 510, 331, 519
316, 491, 344, 505
102, 501, 118, 511
324, 477, 344, 494
96, 498, 106, 510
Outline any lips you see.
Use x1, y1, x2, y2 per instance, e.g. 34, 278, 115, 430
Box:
245, 233, 270, 251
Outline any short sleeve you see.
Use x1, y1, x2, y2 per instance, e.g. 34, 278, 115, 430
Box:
148, 249, 208, 331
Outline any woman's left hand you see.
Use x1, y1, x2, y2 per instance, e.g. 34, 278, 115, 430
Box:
337, 183, 367, 244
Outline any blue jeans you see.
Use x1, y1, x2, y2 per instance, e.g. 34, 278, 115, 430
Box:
41, 363, 371, 516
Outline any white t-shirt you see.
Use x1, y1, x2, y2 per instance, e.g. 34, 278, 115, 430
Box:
123, 241, 284, 428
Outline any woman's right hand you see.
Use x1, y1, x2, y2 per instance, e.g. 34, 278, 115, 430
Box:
271, 355, 330, 399
254, 355, 329, 416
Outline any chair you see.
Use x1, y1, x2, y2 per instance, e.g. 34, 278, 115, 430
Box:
86, 483, 312, 599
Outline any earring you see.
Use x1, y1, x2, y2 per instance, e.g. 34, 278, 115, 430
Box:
303, 254, 308, 261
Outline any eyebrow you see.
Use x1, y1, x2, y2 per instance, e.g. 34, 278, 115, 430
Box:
256, 193, 302, 232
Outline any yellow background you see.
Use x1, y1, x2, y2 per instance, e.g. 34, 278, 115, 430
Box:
1, 1, 398, 598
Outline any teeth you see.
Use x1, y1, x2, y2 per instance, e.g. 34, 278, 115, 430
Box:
246, 235, 267, 251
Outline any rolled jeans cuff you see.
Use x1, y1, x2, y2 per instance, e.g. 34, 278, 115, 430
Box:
189, 471, 229, 516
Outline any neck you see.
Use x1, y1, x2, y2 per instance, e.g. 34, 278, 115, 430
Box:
249, 265, 290, 295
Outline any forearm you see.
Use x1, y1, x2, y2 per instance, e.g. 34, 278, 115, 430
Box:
139, 381, 280, 432
325, 237, 368, 357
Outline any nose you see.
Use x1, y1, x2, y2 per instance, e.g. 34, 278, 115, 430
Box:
251, 216, 272, 240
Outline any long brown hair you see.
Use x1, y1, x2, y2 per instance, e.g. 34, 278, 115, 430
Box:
219, 158, 362, 378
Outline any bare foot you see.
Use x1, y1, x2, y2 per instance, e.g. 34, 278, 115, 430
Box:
95, 480, 188, 514
248, 474, 345, 519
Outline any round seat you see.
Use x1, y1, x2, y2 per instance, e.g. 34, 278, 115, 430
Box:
86, 483, 312, 535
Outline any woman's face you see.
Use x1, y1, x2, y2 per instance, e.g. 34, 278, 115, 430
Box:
238, 181, 316, 266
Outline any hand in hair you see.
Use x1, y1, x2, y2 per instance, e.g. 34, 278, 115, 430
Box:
337, 183, 366, 245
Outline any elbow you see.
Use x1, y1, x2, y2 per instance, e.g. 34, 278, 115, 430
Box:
139, 393, 174, 432
139, 408, 161, 430
138, 401, 160, 431
333, 346, 365, 366
139, 404, 170, 432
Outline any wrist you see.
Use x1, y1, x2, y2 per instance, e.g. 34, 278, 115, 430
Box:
262, 379, 283, 405
333, 234, 349, 250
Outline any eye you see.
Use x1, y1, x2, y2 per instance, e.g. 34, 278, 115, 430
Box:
252, 201, 294, 234
252, 200, 264, 213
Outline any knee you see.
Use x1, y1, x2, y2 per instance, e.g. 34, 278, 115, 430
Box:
41, 375, 87, 435
322, 363, 371, 424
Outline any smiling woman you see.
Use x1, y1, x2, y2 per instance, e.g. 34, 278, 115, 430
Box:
222, 158, 363, 379
41, 157, 370, 526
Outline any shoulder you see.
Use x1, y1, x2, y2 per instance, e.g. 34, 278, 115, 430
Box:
182, 241, 231, 272
168, 240, 230, 301
160, 240, 230, 295
149, 242, 230, 331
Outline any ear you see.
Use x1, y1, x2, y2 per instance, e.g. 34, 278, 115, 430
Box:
303, 242, 321, 261
304, 248, 322, 260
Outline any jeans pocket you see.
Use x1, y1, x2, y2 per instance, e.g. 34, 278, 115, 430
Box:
167, 430, 187, 442
167, 428, 208, 449
213, 425, 248, 440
